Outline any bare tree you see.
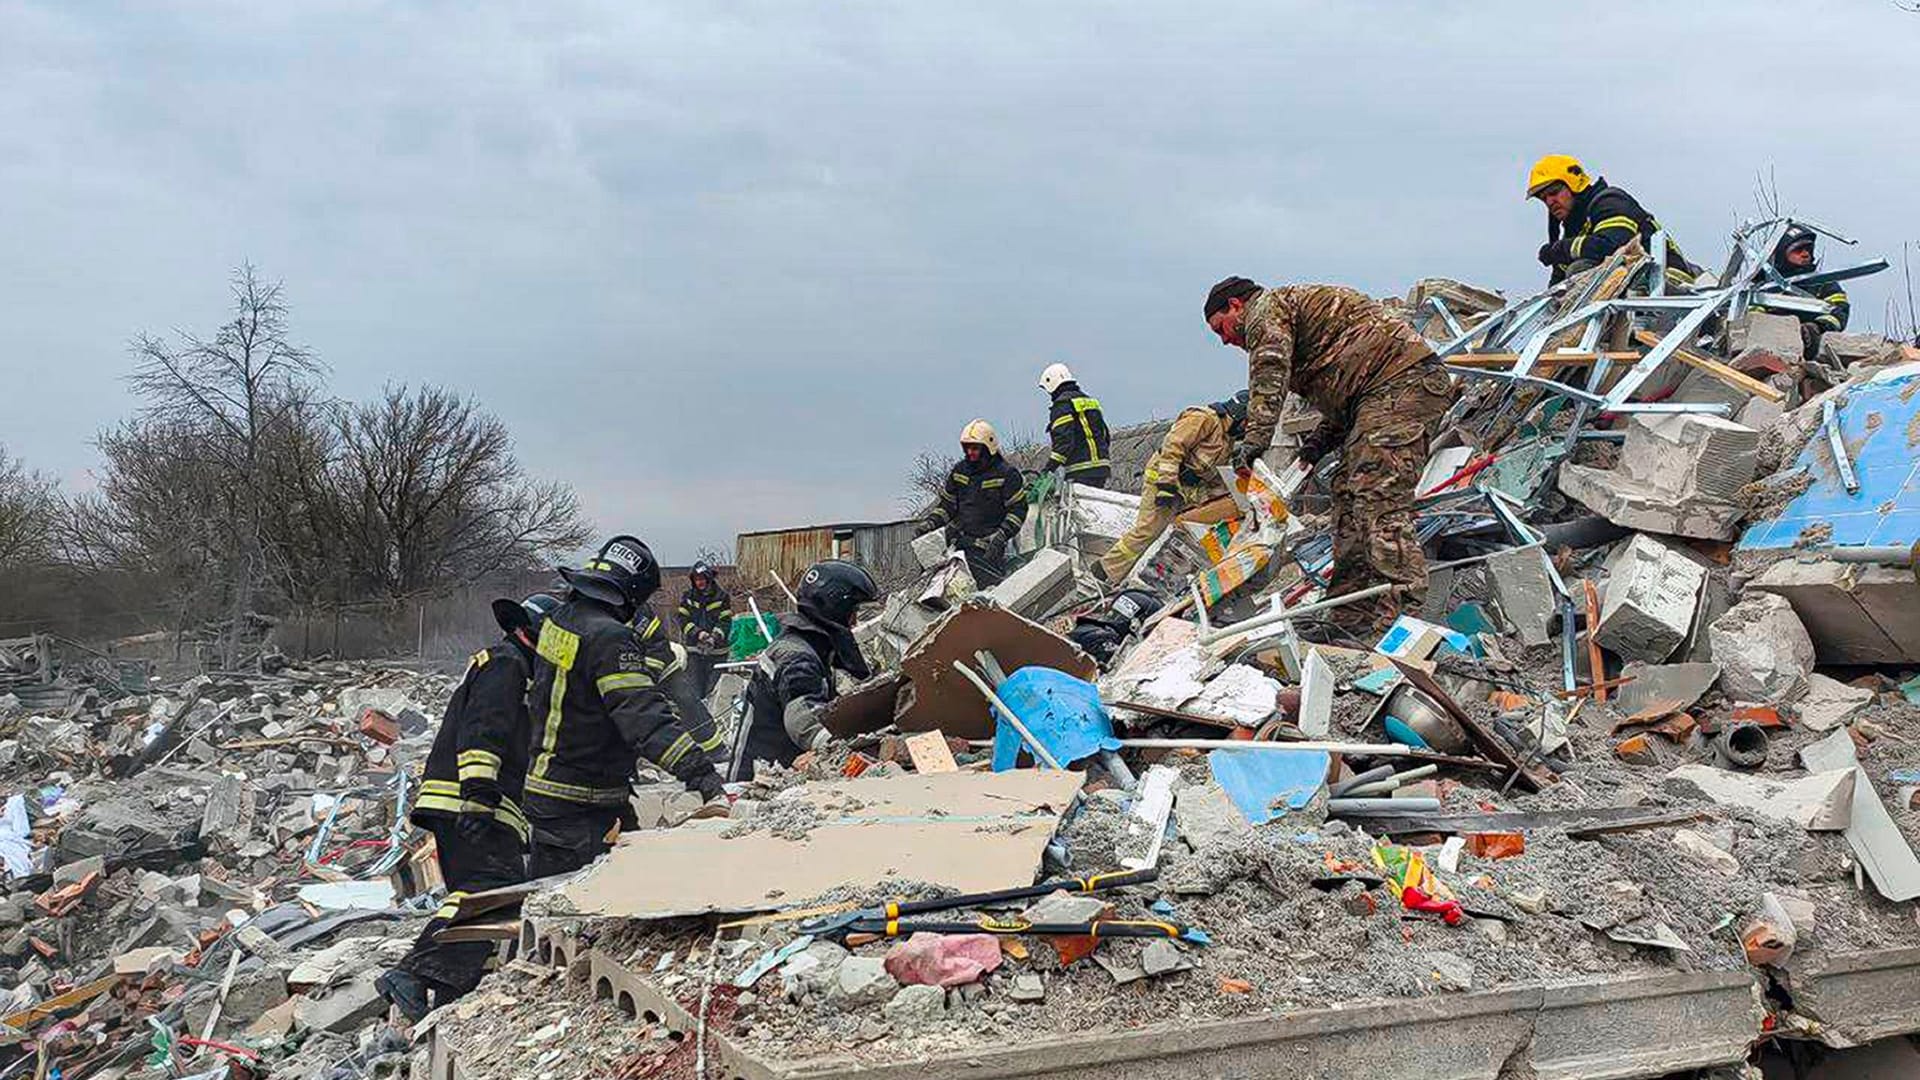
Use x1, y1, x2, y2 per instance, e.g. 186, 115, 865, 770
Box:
329, 384, 590, 598
124, 264, 325, 661
0, 444, 58, 569
693, 543, 733, 566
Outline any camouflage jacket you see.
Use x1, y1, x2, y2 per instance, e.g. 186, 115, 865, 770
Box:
1238, 285, 1432, 452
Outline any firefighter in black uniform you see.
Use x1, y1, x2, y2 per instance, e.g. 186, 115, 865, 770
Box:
726, 560, 878, 782
1768, 224, 1852, 359
914, 419, 1028, 587
1526, 155, 1699, 289
662, 641, 730, 763
524, 535, 727, 877
1038, 363, 1111, 489
375, 592, 558, 1022
673, 562, 732, 697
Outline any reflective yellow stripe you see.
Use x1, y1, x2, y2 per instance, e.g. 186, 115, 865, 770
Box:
951, 473, 971, 485
597, 672, 654, 694
523, 774, 629, 806
696, 728, 727, 752
641, 616, 661, 639
468, 649, 489, 671
417, 786, 530, 840
1065, 460, 1106, 474
659, 731, 695, 768
982, 478, 1006, 488
532, 664, 568, 786
1570, 236, 1585, 258
457, 749, 502, 781
1593, 215, 1638, 233
1050, 415, 1074, 429
1822, 293, 1847, 304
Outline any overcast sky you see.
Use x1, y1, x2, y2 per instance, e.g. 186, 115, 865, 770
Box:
4, 2, 1916, 562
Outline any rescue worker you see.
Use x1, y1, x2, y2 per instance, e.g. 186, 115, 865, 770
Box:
1094, 393, 1246, 584
1067, 587, 1164, 667
524, 535, 727, 877
1203, 276, 1456, 638
1039, 362, 1111, 489
662, 640, 730, 763
375, 592, 557, 1022
1769, 224, 1851, 359
727, 559, 878, 781
1526, 155, 1698, 289
915, 420, 1028, 586
673, 562, 732, 696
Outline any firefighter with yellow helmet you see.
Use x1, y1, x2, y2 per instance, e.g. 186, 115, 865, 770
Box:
915, 419, 1028, 586
1526, 154, 1698, 288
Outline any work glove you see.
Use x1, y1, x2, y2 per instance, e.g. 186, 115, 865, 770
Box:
1177, 465, 1209, 488
1231, 441, 1264, 472
1296, 424, 1339, 468
686, 768, 725, 803
1537, 239, 1572, 267
687, 794, 732, 821
1152, 484, 1180, 509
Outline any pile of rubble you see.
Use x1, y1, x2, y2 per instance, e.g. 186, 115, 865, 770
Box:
0, 660, 461, 1079
10, 215, 1920, 1080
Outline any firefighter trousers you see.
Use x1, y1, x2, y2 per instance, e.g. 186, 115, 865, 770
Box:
527, 804, 635, 879
393, 818, 526, 997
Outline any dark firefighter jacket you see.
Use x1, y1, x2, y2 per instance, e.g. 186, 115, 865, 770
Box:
524, 597, 721, 813
1545, 178, 1698, 286
1047, 381, 1111, 483
925, 454, 1027, 542
1770, 243, 1851, 333
412, 641, 532, 843
675, 584, 732, 655
730, 609, 837, 781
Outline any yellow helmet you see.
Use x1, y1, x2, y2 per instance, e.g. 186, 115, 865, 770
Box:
1525, 154, 1591, 199
959, 419, 1002, 457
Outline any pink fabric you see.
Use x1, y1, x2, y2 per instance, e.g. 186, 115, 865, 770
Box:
883, 932, 1004, 987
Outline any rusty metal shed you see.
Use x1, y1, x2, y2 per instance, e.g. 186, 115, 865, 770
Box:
735, 519, 921, 597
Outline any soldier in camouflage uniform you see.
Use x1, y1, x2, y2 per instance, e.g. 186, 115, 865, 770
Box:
1203, 276, 1457, 638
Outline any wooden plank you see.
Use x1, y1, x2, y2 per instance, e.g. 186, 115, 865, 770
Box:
903, 730, 959, 774
1632, 329, 1785, 403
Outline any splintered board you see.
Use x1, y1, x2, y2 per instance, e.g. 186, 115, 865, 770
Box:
559, 769, 1085, 918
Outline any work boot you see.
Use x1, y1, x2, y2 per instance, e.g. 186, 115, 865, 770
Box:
375, 969, 431, 1023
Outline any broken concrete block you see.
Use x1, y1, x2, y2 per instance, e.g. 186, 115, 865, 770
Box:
1709, 593, 1814, 701
911, 528, 949, 570
1801, 728, 1920, 903
1796, 673, 1874, 733
1613, 662, 1720, 716
1667, 764, 1854, 831
1483, 548, 1557, 648
1594, 536, 1706, 662
1425, 951, 1474, 992
1021, 890, 1110, 926
1752, 558, 1920, 665
1819, 331, 1905, 369
882, 983, 946, 1028
292, 970, 385, 1033
826, 956, 897, 1011
1140, 939, 1194, 977
780, 940, 848, 1000
1557, 414, 1760, 540
985, 548, 1075, 618
1672, 829, 1739, 876
1007, 973, 1045, 1003
1729, 311, 1805, 360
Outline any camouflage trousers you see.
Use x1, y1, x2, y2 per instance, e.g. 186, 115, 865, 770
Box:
1324, 365, 1455, 637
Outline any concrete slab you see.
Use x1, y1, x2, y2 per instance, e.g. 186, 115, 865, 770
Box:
1667, 764, 1854, 831
1561, 414, 1760, 540
987, 548, 1076, 618
1558, 465, 1745, 540
1614, 662, 1721, 716
1801, 729, 1920, 903
1752, 560, 1909, 665
1595, 535, 1707, 662
1796, 673, 1874, 733
1484, 547, 1557, 648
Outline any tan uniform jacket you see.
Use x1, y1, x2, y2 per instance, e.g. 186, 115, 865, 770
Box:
1144, 407, 1232, 504
1240, 285, 1432, 451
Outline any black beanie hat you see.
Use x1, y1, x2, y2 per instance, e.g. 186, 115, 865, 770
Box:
1204, 276, 1262, 318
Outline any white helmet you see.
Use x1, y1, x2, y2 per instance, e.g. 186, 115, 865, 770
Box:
959, 419, 1002, 457
1038, 362, 1075, 394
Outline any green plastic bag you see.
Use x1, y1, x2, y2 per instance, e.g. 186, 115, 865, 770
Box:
729, 611, 780, 660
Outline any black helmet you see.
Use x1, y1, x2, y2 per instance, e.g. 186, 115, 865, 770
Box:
796, 559, 879, 629
492, 592, 561, 637
1212, 390, 1250, 435
559, 535, 662, 610
691, 561, 714, 585
1109, 588, 1164, 632
1773, 224, 1818, 273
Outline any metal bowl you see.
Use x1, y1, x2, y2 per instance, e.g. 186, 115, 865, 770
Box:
1382, 683, 1470, 755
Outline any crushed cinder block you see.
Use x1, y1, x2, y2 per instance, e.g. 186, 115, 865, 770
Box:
1729, 311, 1805, 364
1708, 593, 1814, 702
1796, 673, 1874, 733
1483, 548, 1556, 648
986, 548, 1075, 618
911, 528, 949, 570
1593, 536, 1706, 663
826, 956, 897, 1011
1819, 332, 1906, 369
1557, 414, 1759, 540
